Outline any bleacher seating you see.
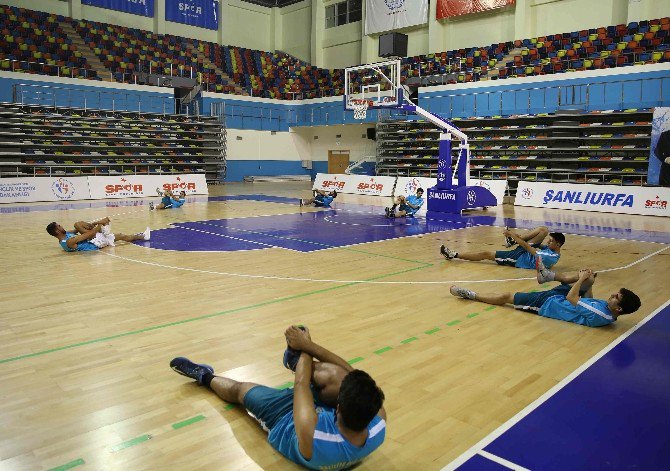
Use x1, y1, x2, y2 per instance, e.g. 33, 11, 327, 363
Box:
1, 4, 668, 98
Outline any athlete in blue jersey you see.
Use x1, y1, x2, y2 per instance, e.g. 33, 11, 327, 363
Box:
150, 189, 186, 210
441, 225, 564, 270
301, 189, 338, 208
449, 268, 641, 327
170, 326, 387, 470
46, 217, 150, 252
386, 188, 424, 218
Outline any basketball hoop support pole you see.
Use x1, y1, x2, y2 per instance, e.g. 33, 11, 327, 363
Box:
398, 103, 497, 214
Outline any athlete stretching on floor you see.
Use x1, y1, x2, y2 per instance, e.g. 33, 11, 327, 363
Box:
450, 268, 641, 327
170, 325, 386, 470
46, 217, 150, 252
441, 225, 564, 270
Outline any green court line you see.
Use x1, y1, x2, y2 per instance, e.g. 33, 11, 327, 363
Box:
0, 265, 427, 365
400, 337, 418, 344
446, 320, 461, 326
110, 434, 151, 452
373, 346, 393, 354
347, 357, 364, 365
466, 313, 480, 318
276, 381, 295, 390
47, 459, 85, 471
224, 404, 235, 411
425, 327, 441, 334
172, 415, 206, 430
484, 306, 496, 311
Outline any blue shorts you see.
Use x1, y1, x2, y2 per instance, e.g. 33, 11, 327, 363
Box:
513, 284, 586, 312
161, 196, 172, 207
495, 246, 526, 266
399, 204, 417, 216
243, 386, 295, 431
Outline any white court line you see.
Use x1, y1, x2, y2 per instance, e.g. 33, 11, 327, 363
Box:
442, 298, 670, 471
477, 450, 530, 471
101, 245, 668, 285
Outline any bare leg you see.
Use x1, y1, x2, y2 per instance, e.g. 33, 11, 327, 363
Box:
303, 198, 315, 205
473, 291, 514, 305
456, 250, 496, 262
523, 225, 549, 244
312, 362, 348, 407
114, 232, 144, 242
210, 377, 260, 404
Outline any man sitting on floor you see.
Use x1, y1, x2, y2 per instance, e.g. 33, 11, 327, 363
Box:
386, 187, 424, 218
170, 325, 386, 470
449, 267, 641, 327
441, 225, 564, 270
301, 189, 338, 208
46, 217, 150, 252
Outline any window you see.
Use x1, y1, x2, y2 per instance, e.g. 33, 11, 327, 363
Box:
325, 0, 361, 29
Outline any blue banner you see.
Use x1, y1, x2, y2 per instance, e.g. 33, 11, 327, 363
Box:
82, 0, 155, 17
166, 0, 219, 30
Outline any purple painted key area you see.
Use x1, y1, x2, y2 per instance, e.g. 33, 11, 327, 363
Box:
457, 302, 670, 470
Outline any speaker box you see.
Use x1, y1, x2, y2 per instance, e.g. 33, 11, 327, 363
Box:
367, 128, 376, 140
379, 32, 408, 58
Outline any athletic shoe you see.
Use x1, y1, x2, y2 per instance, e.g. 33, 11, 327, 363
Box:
170, 357, 214, 385
384, 207, 390, 218
283, 347, 301, 372
504, 226, 517, 248
299, 198, 303, 207
149, 202, 154, 211
450, 285, 477, 300
143, 227, 151, 240
535, 255, 555, 283
156, 187, 163, 196
440, 244, 456, 260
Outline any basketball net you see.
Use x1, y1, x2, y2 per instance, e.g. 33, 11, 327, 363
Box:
350, 99, 369, 120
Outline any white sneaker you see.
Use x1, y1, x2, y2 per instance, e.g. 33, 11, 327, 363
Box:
535, 255, 555, 283
440, 244, 457, 260
143, 227, 151, 240
149, 202, 154, 210
450, 285, 477, 300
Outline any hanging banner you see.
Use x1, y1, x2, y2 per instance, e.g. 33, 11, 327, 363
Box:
166, 0, 219, 30
650, 107, 670, 186
82, 0, 155, 17
365, 0, 429, 36
436, 0, 515, 20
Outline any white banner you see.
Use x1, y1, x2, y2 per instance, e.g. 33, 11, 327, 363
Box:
88, 174, 208, 199
312, 173, 395, 196
395, 176, 506, 214
365, 0, 429, 35
0, 176, 89, 203
514, 181, 670, 217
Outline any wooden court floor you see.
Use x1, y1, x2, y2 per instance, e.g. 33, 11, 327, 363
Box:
1, 182, 669, 470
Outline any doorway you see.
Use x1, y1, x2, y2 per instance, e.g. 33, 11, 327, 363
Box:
328, 150, 350, 174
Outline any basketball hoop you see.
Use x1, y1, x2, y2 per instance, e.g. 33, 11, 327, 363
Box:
350, 99, 369, 120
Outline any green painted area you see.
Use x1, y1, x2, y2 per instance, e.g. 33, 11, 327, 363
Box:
400, 337, 418, 344
347, 357, 364, 365
110, 434, 151, 452
0, 265, 428, 365
374, 346, 393, 355
446, 320, 461, 326
466, 313, 480, 318
47, 459, 85, 471
172, 415, 206, 430
276, 381, 295, 390
425, 327, 441, 334
224, 404, 235, 411
484, 306, 496, 311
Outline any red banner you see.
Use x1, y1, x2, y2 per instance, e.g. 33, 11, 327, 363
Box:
437, 0, 515, 20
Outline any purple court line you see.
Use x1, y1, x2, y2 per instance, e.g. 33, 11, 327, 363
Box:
447, 299, 670, 471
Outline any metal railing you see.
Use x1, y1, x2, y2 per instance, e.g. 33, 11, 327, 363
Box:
1, 58, 98, 79
420, 75, 666, 117
12, 83, 179, 115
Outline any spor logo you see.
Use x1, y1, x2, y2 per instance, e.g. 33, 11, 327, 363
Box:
52, 177, 75, 200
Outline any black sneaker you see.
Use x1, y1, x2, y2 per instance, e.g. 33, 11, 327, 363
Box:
384, 207, 390, 218
440, 244, 456, 260
170, 357, 214, 385
282, 325, 306, 371
504, 226, 517, 248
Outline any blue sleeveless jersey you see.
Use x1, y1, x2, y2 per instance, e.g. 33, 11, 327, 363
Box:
516, 244, 560, 269
268, 406, 386, 470
60, 232, 99, 252
170, 198, 185, 208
